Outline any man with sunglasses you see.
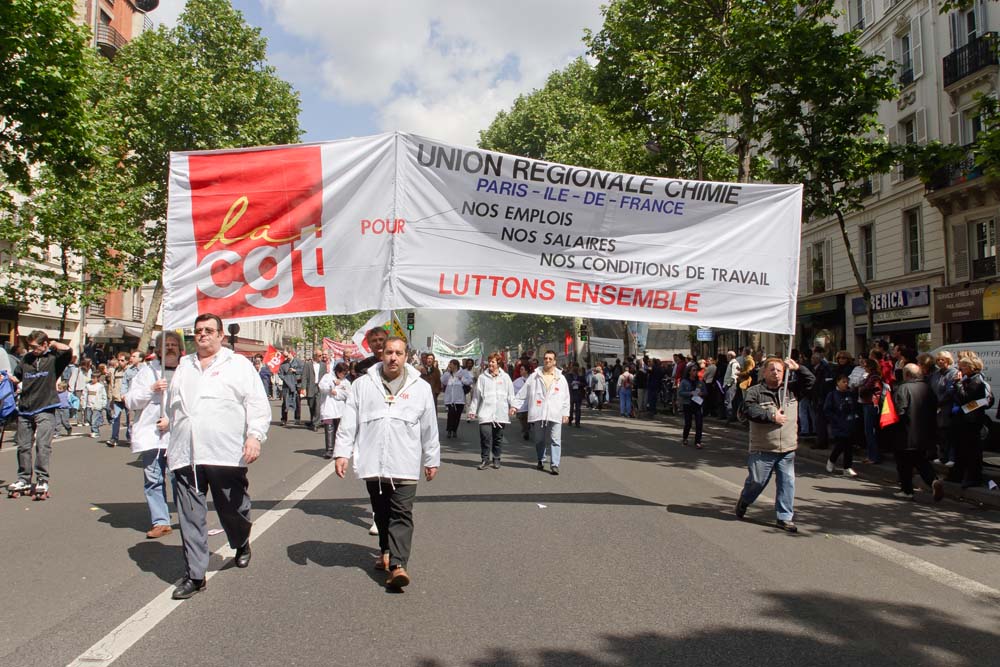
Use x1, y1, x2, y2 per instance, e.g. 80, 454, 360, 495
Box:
157, 314, 271, 599
7, 331, 72, 499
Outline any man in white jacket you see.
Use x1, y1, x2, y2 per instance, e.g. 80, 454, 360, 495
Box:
125, 331, 181, 539
158, 313, 271, 600
514, 350, 570, 475
334, 337, 440, 590
468, 353, 516, 470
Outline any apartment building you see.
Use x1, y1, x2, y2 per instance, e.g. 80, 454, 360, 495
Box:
798, 0, 998, 358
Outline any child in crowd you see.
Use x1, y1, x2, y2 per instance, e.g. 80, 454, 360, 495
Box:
56, 381, 73, 436
84, 371, 108, 439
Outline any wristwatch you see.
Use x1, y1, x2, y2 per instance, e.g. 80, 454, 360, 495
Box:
248, 431, 266, 444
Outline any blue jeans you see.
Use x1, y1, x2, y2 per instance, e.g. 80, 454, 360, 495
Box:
86, 407, 104, 435
862, 404, 880, 462
739, 451, 796, 521
619, 389, 632, 416
140, 449, 171, 527
533, 420, 562, 466
111, 400, 130, 441
798, 397, 813, 435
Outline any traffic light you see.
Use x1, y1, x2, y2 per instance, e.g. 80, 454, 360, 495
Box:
406, 312, 415, 331
579, 323, 588, 341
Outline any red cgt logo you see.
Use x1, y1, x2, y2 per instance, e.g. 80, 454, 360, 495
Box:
189, 146, 326, 320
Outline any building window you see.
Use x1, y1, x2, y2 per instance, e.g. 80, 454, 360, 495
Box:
971, 218, 998, 280
899, 33, 913, 84
811, 240, 827, 293
904, 208, 923, 273
852, 0, 866, 30
860, 224, 874, 281
895, 15, 923, 85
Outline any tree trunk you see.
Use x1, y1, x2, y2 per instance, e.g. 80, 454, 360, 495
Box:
138, 278, 163, 353
834, 209, 874, 346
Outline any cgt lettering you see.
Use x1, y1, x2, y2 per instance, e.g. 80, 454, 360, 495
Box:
361, 218, 406, 235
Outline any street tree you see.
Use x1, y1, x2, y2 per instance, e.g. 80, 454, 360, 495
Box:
96, 0, 301, 350
586, 0, 819, 183
466, 311, 572, 356
479, 58, 651, 174
762, 14, 898, 344
0, 0, 94, 211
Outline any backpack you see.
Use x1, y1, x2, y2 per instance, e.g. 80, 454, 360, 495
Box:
0, 371, 18, 422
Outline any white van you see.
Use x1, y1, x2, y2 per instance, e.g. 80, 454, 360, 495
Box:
930, 341, 999, 428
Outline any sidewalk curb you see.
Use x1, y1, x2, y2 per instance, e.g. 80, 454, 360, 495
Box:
625, 407, 1000, 511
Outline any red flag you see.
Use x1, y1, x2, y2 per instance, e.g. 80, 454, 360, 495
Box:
879, 390, 899, 428
564, 330, 572, 356
263, 345, 283, 373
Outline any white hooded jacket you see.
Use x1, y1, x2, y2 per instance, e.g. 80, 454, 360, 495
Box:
468, 369, 515, 424
165, 348, 271, 471
333, 362, 440, 481
515, 367, 571, 423
318, 374, 350, 420
125, 360, 169, 454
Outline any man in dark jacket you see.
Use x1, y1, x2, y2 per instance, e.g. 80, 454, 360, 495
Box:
279, 349, 303, 426
8, 331, 72, 498
892, 364, 944, 501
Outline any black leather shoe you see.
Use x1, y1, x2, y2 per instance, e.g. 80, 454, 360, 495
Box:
735, 497, 749, 519
172, 577, 205, 599
775, 519, 798, 533
235, 543, 252, 568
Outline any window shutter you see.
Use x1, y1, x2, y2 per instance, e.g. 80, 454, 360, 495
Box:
805, 244, 814, 294
890, 35, 899, 69
910, 14, 924, 80
916, 108, 927, 145
950, 112, 962, 145
976, 0, 988, 38
888, 125, 903, 183
871, 173, 881, 194
950, 12, 961, 50
824, 238, 833, 289
864, 0, 875, 27
952, 224, 969, 281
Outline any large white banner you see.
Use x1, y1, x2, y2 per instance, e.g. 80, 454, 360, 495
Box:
164, 132, 802, 334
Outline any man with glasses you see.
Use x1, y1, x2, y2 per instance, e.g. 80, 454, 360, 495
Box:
7, 331, 72, 499
157, 314, 271, 599
108, 352, 131, 447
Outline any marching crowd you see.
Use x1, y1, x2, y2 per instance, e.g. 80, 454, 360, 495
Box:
1, 323, 995, 593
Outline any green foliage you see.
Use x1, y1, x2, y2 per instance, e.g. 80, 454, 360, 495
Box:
466, 311, 572, 352
479, 58, 652, 173
97, 0, 302, 289
302, 312, 379, 342
761, 15, 899, 221
587, 0, 830, 182
0, 0, 95, 208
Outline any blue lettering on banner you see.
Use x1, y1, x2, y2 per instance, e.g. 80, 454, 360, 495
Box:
852, 286, 929, 315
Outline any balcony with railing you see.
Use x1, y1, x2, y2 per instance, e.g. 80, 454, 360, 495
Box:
925, 148, 982, 192
95, 24, 127, 59
943, 32, 999, 88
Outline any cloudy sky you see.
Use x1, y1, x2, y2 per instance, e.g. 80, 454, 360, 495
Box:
154, 0, 605, 146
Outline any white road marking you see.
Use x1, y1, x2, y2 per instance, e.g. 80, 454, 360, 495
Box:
66, 460, 341, 667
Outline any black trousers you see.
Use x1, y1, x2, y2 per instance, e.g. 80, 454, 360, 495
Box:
280, 390, 300, 422
896, 449, 937, 494
306, 395, 320, 429
446, 404, 463, 433
949, 422, 984, 486
479, 423, 504, 461
569, 394, 583, 426
829, 436, 853, 469
323, 418, 340, 451
174, 465, 252, 580
367, 480, 417, 569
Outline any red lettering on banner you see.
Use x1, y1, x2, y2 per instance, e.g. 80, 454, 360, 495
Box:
189, 146, 326, 321
360, 218, 406, 235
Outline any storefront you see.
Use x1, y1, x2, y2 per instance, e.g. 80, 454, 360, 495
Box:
933, 282, 1000, 343
852, 285, 933, 353
797, 294, 845, 356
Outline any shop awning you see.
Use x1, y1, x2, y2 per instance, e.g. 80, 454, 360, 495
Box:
86, 320, 144, 340
234, 339, 268, 357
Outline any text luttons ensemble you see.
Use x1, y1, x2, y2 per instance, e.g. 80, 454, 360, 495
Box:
437, 273, 700, 312
417, 143, 743, 206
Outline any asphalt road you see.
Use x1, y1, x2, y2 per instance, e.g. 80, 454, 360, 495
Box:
1, 403, 998, 667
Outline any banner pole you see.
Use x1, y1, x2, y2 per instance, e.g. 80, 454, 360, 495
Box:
782, 334, 794, 408
158, 330, 167, 419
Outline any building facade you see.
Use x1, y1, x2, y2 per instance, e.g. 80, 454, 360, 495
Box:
799, 0, 998, 358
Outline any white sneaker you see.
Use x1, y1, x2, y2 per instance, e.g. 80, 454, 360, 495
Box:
368, 522, 378, 536
893, 491, 914, 500
90, 432, 98, 439
945, 460, 955, 468
932, 458, 942, 465
825, 460, 835, 473
843, 468, 858, 478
